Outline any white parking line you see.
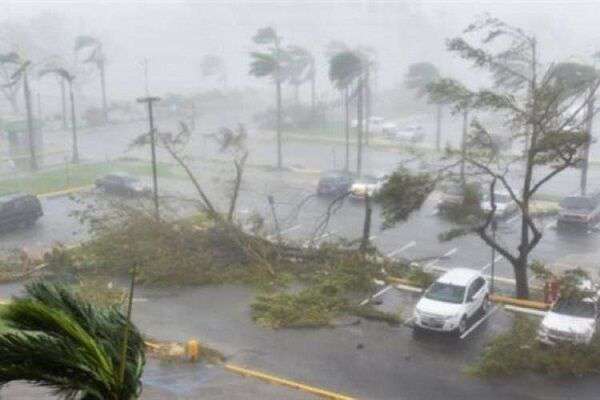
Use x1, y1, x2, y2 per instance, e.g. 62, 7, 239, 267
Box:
302, 230, 336, 247
460, 306, 500, 339
359, 284, 393, 306
369, 235, 377, 241
545, 220, 556, 229
429, 209, 439, 217
424, 247, 458, 270
506, 214, 519, 224
479, 255, 504, 272
387, 241, 417, 258
266, 224, 301, 240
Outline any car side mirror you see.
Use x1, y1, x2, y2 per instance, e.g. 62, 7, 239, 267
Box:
466, 295, 474, 303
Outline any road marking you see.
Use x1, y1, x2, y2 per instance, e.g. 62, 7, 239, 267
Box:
479, 255, 504, 272
506, 214, 519, 224
266, 224, 301, 240
369, 235, 377, 241
429, 209, 439, 216
359, 284, 393, 306
302, 231, 336, 247
225, 364, 357, 400
387, 241, 416, 258
424, 247, 457, 270
460, 305, 500, 339
545, 220, 556, 229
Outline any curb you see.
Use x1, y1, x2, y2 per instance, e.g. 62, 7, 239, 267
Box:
225, 364, 357, 400
37, 185, 94, 199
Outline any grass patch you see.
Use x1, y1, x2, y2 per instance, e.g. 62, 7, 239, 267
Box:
470, 316, 600, 377
0, 160, 177, 195
0, 304, 7, 333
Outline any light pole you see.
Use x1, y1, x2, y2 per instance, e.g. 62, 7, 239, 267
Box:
137, 96, 161, 220
490, 219, 498, 294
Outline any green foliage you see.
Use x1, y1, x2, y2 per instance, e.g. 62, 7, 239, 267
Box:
405, 62, 440, 98
375, 167, 435, 229
328, 51, 363, 90
471, 316, 600, 378
347, 304, 402, 326
406, 267, 435, 289
0, 281, 145, 399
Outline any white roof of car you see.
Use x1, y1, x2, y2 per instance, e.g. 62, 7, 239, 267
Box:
437, 268, 480, 286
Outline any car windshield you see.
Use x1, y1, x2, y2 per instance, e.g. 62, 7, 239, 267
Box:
552, 298, 596, 318
424, 282, 465, 304
560, 196, 594, 211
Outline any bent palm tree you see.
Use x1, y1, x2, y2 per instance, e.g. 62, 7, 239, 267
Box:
328, 50, 363, 172
39, 67, 80, 163
249, 27, 290, 169
0, 51, 37, 170
75, 35, 108, 124
0, 281, 145, 400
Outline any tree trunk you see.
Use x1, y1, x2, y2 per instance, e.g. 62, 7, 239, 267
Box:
514, 258, 530, 299
344, 88, 350, 172
310, 68, 316, 122
460, 109, 468, 186
99, 61, 108, 124
364, 68, 371, 147
435, 104, 442, 151
69, 82, 79, 164
581, 97, 594, 196
356, 79, 364, 176
360, 194, 372, 253
60, 78, 67, 130
23, 71, 38, 171
276, 79, 283, 169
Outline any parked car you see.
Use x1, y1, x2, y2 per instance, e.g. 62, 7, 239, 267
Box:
316, 170, 355, 196
481, 190, 517, 218
557, 192, 600, 229
349, 174, 386, 200
95, 173, 151, 196
437, 182, 482, 212
390, 125, 425, 143
413, 268, 490, 335
538, 296, 599, 345
0, 193, 43, 231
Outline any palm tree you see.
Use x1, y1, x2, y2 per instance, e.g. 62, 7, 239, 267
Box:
40, 67, 79, 163
200, 54, 227, 90
0, 52, 37, 170
249, 27, 290, 169
405, 62, 444, 150
75, 35, 108, 124
328, 50, 363, 172
287, 46, 314, 106
0, 281, 145, 399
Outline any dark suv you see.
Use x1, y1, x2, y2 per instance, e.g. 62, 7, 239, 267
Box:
557, 192, 600, 229
95, 173, 150, 196
317, 170, 355, 196
0, 193, 43, 231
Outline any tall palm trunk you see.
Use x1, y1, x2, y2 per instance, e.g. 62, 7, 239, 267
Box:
364, 68, 371, 147
23, 70, 38, 171
276, 78, 283, 169
60, 78, 67, 130
356, 79, 364, 176
68, 81, 79, 164
360, 194, 372, 253
344, 88, 350, 172
99, 60, 108, 124
435, 104, 442, 151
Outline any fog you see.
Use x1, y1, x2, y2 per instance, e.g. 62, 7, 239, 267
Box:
3, 0, 600, 104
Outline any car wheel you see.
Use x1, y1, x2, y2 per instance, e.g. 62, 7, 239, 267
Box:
481, 295, 491, 314
458, 316, 467, 336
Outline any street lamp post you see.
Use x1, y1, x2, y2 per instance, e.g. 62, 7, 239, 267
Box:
137, 96, 161, 220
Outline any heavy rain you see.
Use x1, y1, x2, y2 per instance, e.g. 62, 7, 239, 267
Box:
1, 1, 600, 399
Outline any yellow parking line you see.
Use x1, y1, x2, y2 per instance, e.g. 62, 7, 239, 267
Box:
225, 364, 357, 400
37, 185, 93, 199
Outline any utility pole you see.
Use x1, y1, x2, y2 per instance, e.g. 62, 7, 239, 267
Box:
23, 65, 38, 171
137, 96, 161, 220
581, 96, 595, 196
490, 219, 498, 294
356, 78, 364, 176
360, 193, 372, 253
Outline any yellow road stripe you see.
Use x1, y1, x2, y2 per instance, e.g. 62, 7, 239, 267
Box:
37, 184, 93, 198
225, 364, 357, 400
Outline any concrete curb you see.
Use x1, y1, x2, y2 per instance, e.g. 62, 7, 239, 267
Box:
225, 364, 357, 400
37, 185, 94, 199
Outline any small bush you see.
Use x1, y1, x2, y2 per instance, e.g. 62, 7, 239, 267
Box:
406, 267, 435, 289
347, 305, 402, 326
471, 316, 600, 378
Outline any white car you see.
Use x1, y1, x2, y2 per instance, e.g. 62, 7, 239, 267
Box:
413, 268, 490, 335
349, 174, 386, 200
538, 297, 599, 345
481, 190, 517, 218
391, 125, 425, 143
